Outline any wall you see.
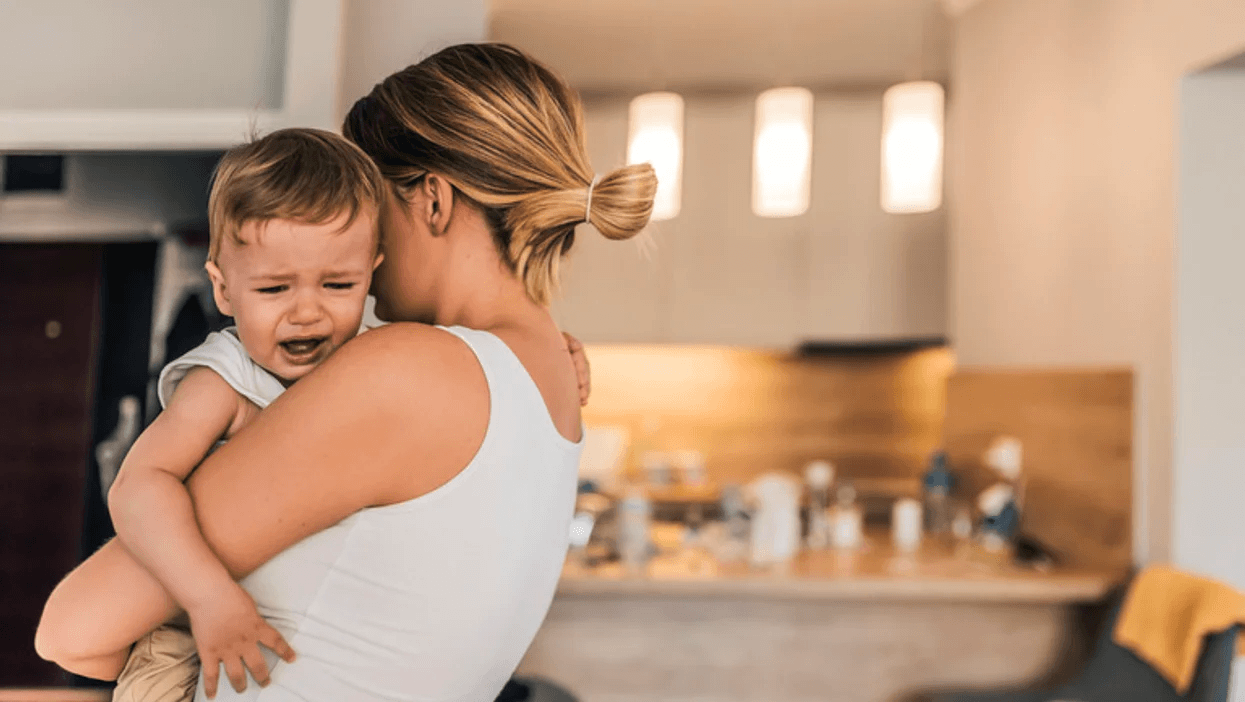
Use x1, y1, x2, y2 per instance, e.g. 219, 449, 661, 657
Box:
581, 345, 954, 488
1175, 63, 1245, 589
950, 0, 1245, 565
337, 0, 487, 123
0, 0, 289, 110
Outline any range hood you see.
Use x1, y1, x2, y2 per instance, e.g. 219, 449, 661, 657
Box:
796, 337, 948, 355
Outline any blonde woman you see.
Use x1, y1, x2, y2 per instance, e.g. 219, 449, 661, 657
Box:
35, 43, 656, 702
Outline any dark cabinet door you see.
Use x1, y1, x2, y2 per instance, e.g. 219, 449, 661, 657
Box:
0, 243, 103, 686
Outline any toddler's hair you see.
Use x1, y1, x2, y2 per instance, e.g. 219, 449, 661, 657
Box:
208, 128, 388, 261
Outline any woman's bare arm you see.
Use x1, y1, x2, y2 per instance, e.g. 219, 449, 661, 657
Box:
35, 324, 487, 678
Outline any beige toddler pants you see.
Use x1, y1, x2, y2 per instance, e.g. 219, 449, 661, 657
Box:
112, 623, 199, 702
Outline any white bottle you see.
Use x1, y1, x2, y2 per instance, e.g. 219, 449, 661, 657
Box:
892, 498, 923, 554
617, 487, 651, 574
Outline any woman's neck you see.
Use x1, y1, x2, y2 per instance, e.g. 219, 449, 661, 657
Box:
428, 224, 548, 333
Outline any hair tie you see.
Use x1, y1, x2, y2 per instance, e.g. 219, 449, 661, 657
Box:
584, 175, 600, 224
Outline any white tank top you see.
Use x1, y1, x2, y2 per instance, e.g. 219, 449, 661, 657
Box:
181, 325, 582, 702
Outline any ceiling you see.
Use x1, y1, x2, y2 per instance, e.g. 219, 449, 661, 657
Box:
488, 0, 957, 94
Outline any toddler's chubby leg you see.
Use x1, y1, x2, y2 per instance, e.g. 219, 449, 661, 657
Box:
112, 619, 199, 702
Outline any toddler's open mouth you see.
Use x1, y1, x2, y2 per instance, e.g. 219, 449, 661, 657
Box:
278, 336, 329, 363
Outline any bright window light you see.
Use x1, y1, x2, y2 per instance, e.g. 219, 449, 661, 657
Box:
881, 81, 944, 214
627, 92, 684, 221
752, 87, 813, 218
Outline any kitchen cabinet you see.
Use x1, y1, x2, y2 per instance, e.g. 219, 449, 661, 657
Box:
0, 0, 488, 151
0, 244, 103, 686
552, 92, 947, 347
0, 0, 344, 150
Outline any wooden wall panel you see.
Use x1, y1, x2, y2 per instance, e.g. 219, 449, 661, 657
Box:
581, 345, 955, 487
942, 369, 1133, 572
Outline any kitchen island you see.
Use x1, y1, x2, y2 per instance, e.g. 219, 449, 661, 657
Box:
517, 537, 1124, 702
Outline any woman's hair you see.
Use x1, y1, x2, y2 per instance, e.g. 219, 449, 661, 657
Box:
343, 43, 657, 305
208, 128, 386, 262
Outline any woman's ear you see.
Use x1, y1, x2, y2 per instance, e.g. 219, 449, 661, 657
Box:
204, 260, 233, 317
423, 174, 456, 237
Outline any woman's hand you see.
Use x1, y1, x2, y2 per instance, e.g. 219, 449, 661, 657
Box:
187, 582, 295, 698
563, 332, 591, 406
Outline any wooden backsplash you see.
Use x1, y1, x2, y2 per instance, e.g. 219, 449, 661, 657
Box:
581, 345, 955, 487
942, 369, 1133, 572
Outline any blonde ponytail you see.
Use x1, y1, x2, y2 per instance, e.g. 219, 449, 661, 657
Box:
502, 163, 656, 302
344, 43, 658, 305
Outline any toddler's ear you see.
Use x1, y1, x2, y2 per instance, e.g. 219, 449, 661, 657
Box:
204, 260, 233, 317
372, 252, 385, 271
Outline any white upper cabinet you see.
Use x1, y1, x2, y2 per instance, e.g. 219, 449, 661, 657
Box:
0, 0, 344, 150
555, 91, 947, 347
803, 94, 947, 342
0, 0, 487, 151
662, 96, 806, 347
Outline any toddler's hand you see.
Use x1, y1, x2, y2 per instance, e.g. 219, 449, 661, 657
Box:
188, 582, 296, 699
564, 332, 590, 406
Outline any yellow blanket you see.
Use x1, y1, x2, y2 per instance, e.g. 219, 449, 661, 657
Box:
1113, 564, 1245, 693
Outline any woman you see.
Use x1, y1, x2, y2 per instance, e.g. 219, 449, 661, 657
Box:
35, 43, 656, 701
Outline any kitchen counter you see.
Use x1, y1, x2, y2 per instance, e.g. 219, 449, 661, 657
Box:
558, 537, 1120, 604
521, 537, 1122, 702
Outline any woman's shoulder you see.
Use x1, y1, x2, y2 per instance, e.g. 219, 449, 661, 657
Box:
258, 321, 490, 506
337, 323, 473, 371
311, 322, 487, 415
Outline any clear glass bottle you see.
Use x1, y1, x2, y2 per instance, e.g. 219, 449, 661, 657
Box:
804, 460, 834, 549
831, 483, 863, 550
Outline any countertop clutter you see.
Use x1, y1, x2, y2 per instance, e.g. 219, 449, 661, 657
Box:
570, 363, 1134, 614
560, 531, 1119, 604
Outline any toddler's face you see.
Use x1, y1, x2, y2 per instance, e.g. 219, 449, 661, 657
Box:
207, 211, 381, 384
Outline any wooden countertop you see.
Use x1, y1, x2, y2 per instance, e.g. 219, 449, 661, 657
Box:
558, 536, 1123, 604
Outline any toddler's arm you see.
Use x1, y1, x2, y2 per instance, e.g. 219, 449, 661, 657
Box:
108, 367, 293, 696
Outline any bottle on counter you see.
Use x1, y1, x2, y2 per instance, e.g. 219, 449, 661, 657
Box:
617, 486, 652, 575
891, 497, 923, 554
978, 436, 1025, 553
830, 482, 864, 551
922, 450, 955, 537
803, 460, 835, 549
716, 484, 751, 563
951, 503, 975, 557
